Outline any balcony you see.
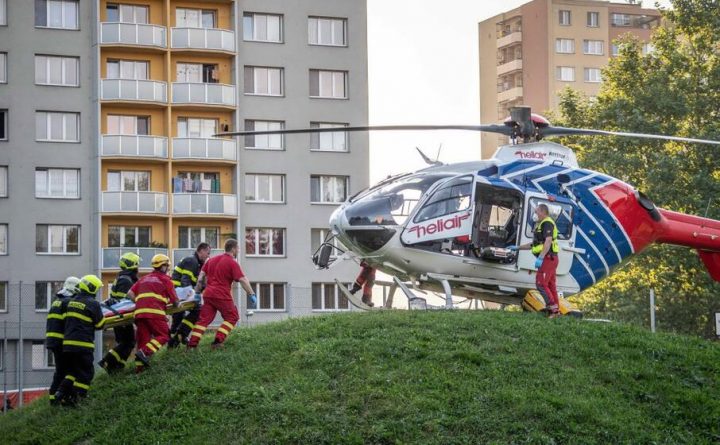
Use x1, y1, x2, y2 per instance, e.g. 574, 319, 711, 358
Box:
102, 135, 168, 159
172, 83, 236, 107
497, 31, 522, 48
498, 86, 523, 103
102, 247, 169, 270
100, 22, 166, 49
102, 191, 168, 214
172, 248, 224, 265
171, 27, 235, 53
172, 193, 237, 216
101, 79, 167, 104
172, 138, 236, 162
497, 59, 523, 76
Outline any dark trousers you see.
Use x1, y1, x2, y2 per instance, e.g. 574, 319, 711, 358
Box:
101, 324, 135, 371
48, 347, 68, 401
170, 308, 201, 341
56, 350, 95, 403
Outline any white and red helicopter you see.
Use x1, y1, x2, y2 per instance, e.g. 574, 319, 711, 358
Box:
220, 107, 720, 313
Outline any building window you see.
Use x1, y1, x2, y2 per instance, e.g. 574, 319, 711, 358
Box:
245, 228, 285, 257
107, 171, 150, 192
176, 62, 218, 84
107, 115, 149, 135
310, 123, 348, 152
108, 226, 150, 247
309, 69, 348, 99
36, 224, 80, 254
106, 3, 148, 24
584, 68, 602, 83
311, 283, 349, 311
173, 171, 219, 193
245, 174, 285, 203
35, 168, 80, 199
244, 120, 284, 150
308, 17, 347, 46
642, 43, 655, 55
32, 341, 55, 369
0, 282, 6, 312
311, 228, 342, 256
178, 226, 219, 249
611, 44, 619, 56
178, 118, 216, 138
250, 283, 286, 311
555, 39, 575, 54
587, 11, 599, 27
176, 8, 216, 28
611, 13, 631, 27
243, 13, 283, 43
107, 59, 148, 80
35, 0, 79, 30
243, 66, 283, 96
35, 281, 63, 311
0, 166, 6, 197
0, 110, 7, 140
0, 224, 6, 255
35, 111, 79, 142
311, 175, 349, 204
556, 66, 575, 82
35, 55, 79, 87
0, 0, 6, 26
583, 40, 604, 55
0, 53, 6, 83
558, 10, 571, 26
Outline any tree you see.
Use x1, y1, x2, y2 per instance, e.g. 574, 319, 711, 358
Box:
554, 0, 720, 337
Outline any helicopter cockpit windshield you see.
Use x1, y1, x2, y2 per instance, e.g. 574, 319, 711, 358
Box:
345, 174, 452, 226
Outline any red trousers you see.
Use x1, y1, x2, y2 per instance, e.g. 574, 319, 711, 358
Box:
355, 265, 376, 298
536, 254, 560, 312
187, 298, 239, 347
135, 317, 170, 357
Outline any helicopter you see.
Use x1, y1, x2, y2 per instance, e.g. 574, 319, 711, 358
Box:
219, 106, 720, 312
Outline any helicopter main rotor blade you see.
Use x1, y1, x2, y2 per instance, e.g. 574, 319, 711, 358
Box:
545, 126, 720, 146
215, 124, 512, 138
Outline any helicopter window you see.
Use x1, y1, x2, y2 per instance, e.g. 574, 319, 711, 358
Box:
414, 176, 473, 223
525, 198, 573, 240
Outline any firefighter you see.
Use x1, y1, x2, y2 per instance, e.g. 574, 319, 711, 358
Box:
187, 239, 256, 350
98, 252, 140, 373
168, 243, 211, 348
509, 203, 561, 317
54, 275, 105, 406
349, 261, 376, 307
127, 254, 178, 372
46, 276, 80, 406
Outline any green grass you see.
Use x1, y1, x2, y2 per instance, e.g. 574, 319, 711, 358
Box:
1, 311, 719, 444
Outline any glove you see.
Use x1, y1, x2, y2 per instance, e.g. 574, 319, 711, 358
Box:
248, 294, 257, 310
507, 245, 519, 251
534, 256, 544, 269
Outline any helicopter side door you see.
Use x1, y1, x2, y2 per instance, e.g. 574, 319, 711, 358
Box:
517, 193, 576, 275
401, 175, 474, 248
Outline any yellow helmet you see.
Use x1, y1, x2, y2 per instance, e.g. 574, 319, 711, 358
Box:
119, 252, 141, 271
151, 253, 170, 269
78, 275, 104, 295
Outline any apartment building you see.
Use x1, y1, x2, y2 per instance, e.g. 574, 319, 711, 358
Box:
479, 0, 660, 157
0, 0, 368, 403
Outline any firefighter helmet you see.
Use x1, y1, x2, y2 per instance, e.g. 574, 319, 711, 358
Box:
61, 276, 81, 296
78, 275, 104, 295
151, 253, 170, 269
119, 252, 141, 271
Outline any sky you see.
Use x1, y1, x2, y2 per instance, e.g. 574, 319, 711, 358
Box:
365, 0, 673, 183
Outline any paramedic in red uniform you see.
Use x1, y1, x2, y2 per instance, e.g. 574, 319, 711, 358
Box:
187, 239, 256, 350
127, 254, 178, 372
349, 261, 376, 307
510, 203, 561, 317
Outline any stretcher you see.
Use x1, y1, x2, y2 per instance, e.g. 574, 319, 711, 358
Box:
100, 290, 200, 330
521, 289, 583, 318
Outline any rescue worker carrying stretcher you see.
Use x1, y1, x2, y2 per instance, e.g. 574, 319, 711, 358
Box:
168, 243, 211, 348
509, 203, 561, 317
45, 276, 80, 406
98, 252, 140, 373
54, 275, 105, 406
127, 254, 178, 372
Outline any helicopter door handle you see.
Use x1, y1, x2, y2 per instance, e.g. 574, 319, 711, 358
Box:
562, 246, 586, 254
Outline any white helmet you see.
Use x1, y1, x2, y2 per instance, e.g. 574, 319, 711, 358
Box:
59, 276, 81, 297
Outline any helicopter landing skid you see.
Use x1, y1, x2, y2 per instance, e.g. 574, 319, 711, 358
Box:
335, 279, 381, 311
392, 277, 448, 310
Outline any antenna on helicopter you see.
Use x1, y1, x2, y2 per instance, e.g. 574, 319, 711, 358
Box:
415, 147, 443, 166
436, 143, 443, 163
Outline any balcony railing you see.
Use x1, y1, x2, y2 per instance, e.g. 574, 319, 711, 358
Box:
172, 248, 224, 265
172, 193, 236, 216
102, 191, 168, 214
102, 79, 167, 103
102, 135, 168, 159
171, 27, 235, 52
497, 31, 522, 48
102, 247, 168, 269
100, 22, 167, 48
172, 138, 236, 161
498, 86, 523, 103
172, 83, 236, 107
497, 59, 523, 76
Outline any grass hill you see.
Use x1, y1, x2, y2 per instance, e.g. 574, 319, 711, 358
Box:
1, 311, 719, 444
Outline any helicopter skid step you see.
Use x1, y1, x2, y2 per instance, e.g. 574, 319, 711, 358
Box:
335, 279, 382, 311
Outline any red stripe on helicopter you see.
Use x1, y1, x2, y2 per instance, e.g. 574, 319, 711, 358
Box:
592, 181, 658, 252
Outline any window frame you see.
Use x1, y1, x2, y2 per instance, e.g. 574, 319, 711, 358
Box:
412, 175, 473, 223
0, 281, 6, 312
250, 282, 286, 311
311, 282, 351, 311
35, 168, 80, 199
177, 117, 217, 138
243, 66, 284, 97
35, 111, 80, 143
36, 0, 79, 30
556, 66, 576, 82
244, 173, 285, 204
0, 109, 7, 141
108, 225, 151, 248
0, 166, 6, 198
0, 224, 7, 255
32, 341, 55, 369
107, 170, 151, 192
309, 69, 349, 100
309, 122, 349, 152
583, 40, 604, 56
107, 114, 150, 135
0, 0, 6, 26
308, 16, 348, 47
310, 175, 350, 204
244, 227, 286, 257
555, 38, 575, 54
524, 198, 574, 240
584, 67, 602, 83
243, 120, 285, 150
107, 59, 149, 80
35, 224, 80, 255
34, 281, 63, 312
611, 13, 631, 27
106, 3, 149, 24
558, 10, 571, 26
35, 54, 80, 87
0, 52, 6, 84
177, 226, 220, 249
175, 7, 216, 29
587, 11, 599, 28
243, 12, 284, 43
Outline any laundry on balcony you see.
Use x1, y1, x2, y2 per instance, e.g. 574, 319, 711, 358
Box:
172, 174, 220, 193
